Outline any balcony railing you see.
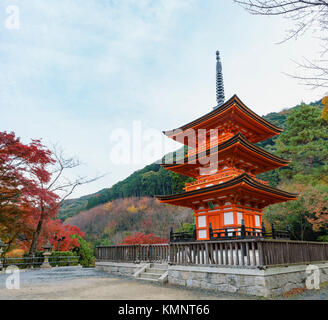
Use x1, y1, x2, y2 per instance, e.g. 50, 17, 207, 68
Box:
186, 133, 234, 157
170, 222, 290, 243
184, 170, 268, 191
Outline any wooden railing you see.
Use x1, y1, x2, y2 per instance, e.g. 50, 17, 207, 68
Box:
169, 239, 260, 267
96, 239, 328, 268
186, 133, 234, 157
184, 168, 244, 191
0, 256, 80, 269
260, 240, 328, 266
170, 223, 291, 243
184, 171, 268, 192
211, 227, 263, 239
96, 244, 169, 263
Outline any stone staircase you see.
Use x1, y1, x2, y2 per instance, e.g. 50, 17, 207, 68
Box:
133, 263, 168, 284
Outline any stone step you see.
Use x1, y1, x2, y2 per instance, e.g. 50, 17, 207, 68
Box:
140, 272, 161, 280
138, 277, 159, 283
151, 263, 168, 270
144, 268, 166, 275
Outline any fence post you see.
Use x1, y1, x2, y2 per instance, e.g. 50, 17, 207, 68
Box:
209, 223, 213, 240
262, 222, 266, 238
169, 243, 172, 264
286, 225, 290, 239
241, 219, 246, 239
258, 241, 264, 267
271, 223, 275, 239
205, 242, 209, 264
135, 245, 140, 263
193, 225, 197, 241
240, 219, 247, 257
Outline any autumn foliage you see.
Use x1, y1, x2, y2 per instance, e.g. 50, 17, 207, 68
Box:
0, 131, 84, 255
18, 219, 85, 252
67, 196, 193, 245
120, 232, 168, 245
322, 96, 328, 122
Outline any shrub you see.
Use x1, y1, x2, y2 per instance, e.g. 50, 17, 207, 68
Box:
71, 235, 95, 267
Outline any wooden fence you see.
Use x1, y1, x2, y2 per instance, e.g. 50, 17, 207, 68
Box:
0, 256, 80, 269
96, 239, 328, 268
260, 240, 328, 266
169, 239, 260, 267
96, 244, 169, 263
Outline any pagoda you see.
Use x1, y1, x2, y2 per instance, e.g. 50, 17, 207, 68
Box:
156, 51, 297, 241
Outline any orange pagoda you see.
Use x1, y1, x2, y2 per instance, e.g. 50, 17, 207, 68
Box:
156, 51, 297, 241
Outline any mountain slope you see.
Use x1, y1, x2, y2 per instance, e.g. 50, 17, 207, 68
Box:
66, 196, 193, 245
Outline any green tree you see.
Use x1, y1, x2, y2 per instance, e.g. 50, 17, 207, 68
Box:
71, 235, 95, 267
169, 172, 194, 194
275, 104, 328, 184
176, 222, 195, 233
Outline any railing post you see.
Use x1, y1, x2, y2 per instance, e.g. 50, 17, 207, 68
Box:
286, 225, 290, 239
240, 219, 247, 257
169, 243, 173, 264
271, 223, 275, 239
170, 227, 173, 243
262, 222, 266, 238
193, 225, 197, 241
258, 241, 264, 267
205, 242, 209, 264
209, 223, 213, 240
241, 219, 246, 239
135, 245, 140, 263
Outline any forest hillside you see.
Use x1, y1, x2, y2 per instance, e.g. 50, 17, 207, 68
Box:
66, 197, 193, 246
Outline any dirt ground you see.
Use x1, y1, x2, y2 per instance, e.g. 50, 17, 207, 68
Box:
0, 266, 256, 300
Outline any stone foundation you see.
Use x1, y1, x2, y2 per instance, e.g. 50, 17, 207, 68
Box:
168, 262, 328, 297
95, 261, 146, 277
96, 261, 328, 297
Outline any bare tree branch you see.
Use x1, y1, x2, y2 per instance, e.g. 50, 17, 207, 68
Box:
46, 145, 106, 203
28, 145, 106, 256
234, 0, 328, 91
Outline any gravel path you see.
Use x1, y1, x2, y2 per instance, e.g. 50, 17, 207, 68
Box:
0, 267, 326, 300
0, 267, 255, 300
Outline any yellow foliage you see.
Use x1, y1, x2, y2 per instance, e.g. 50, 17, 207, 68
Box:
322, 106, 328, 122
322, 97, 328, 121
322, 96, 328, 106
6, 249, 24, 257
127, 205, 138, 213
103, 202, 112, 211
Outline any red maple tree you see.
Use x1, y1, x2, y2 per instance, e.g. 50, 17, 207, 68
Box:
0, 131, 58, 253
0, 131, 86, 255
19, 219, 85, 252
120, 232, 168, 245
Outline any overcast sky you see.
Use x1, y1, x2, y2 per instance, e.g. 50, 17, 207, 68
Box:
1, 0, 325, 198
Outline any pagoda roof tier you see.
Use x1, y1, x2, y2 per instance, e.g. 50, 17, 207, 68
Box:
163, 95, 283, 145
161, 133, 289, 177
156, 173, 297, 209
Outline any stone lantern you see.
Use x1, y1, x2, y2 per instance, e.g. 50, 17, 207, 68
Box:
41, 240, 53, 269
0, 239, 6, 270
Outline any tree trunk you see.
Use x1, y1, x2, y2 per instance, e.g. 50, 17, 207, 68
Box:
29, 209, 44, 256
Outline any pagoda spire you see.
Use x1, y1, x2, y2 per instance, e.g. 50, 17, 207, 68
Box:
214, 50, 225, 110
